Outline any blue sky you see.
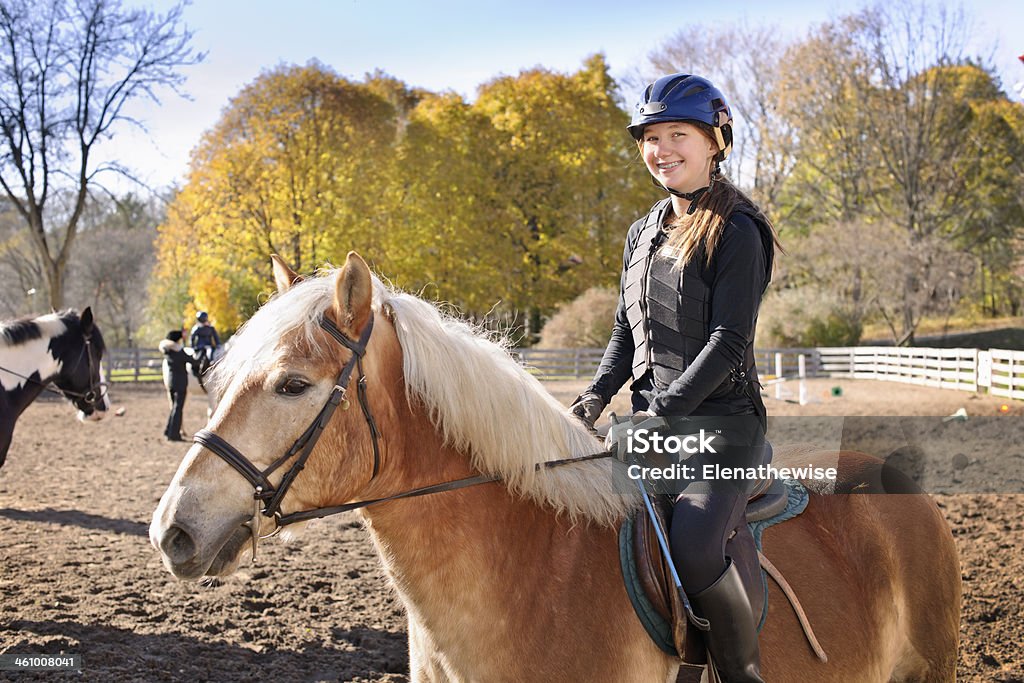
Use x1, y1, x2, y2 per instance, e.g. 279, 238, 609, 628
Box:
100, 0, 1024, 193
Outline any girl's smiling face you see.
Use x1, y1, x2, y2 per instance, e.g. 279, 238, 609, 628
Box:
640, 121, 717, 194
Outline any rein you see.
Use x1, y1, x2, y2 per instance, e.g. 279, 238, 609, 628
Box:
272, 449, 615, 526
191, 312, 615, 560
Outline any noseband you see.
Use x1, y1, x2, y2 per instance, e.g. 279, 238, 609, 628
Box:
73, 332, 105, 408
193, 315, 381, 554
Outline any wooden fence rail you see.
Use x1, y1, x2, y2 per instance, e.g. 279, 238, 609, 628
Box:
107, 348, 164, 382
988, 349, 1024, 401
105, 345, 1024, 402
515, 347, 824, 381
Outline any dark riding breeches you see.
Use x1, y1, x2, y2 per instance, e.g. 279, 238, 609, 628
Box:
660, 415, 765, 595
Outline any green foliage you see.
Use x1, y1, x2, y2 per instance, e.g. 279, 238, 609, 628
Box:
150, 62, 397, 329
469, 54, 654, 314
802, 315, 863, 347
759, 287, 863, 347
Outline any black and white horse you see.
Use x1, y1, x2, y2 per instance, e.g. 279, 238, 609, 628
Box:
0, 307, 109, 468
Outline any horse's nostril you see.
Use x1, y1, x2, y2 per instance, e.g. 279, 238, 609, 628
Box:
161, 525, 197, 564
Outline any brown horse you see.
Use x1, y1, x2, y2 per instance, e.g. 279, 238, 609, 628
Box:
151, 253, 960, 682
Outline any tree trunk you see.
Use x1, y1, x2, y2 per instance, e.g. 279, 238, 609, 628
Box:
45, 258, 65, 310
901, 272, 916, 346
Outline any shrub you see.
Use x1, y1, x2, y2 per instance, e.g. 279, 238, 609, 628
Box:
758, 287, 863, 347
538, 287, 617, 348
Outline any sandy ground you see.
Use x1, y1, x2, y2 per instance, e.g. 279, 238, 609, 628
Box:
0, 378, 1020, 682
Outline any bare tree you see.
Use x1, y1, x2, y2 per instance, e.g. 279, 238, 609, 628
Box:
0, 0, 201, 309
767, 218, 975, 345
638, 22, 797, 216
66, 193, 161, 346
843, 2, 985, 343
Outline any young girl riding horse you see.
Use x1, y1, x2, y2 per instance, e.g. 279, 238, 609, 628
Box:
572, 73, 782, 682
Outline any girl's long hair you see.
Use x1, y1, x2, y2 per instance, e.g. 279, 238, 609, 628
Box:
653, 122, 783, 270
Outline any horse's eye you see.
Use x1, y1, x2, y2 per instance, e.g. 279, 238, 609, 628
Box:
277, 377, 309, 396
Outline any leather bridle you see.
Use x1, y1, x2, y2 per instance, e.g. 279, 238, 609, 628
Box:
192, 311, 615, 562
0, 329, 106, 410
193, 315, 381, 544
74, 332, 106, 410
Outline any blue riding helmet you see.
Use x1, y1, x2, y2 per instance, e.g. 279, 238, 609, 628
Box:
196, 311, 208, 323
627, 74, 733, 161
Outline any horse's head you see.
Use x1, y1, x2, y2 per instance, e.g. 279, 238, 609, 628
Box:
151, 252, 405, 580
54, 307, 109, 421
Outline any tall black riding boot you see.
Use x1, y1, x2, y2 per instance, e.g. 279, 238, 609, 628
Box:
690, 558, 765, 683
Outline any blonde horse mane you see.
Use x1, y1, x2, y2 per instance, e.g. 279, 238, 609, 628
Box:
211, 269, 637, 527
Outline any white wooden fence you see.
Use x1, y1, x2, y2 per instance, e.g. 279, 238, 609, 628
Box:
988, 349, 1024, 400
514, 348, 607, 379
515, 347, 823, 382
818, 347, 979, 391
514, 345, 1024, 402
106, 344, 1024, 402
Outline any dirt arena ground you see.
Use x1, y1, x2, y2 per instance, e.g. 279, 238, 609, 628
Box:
0, 378, 1020, 682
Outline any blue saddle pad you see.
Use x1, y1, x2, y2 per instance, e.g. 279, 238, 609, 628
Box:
619, 478, 810, 656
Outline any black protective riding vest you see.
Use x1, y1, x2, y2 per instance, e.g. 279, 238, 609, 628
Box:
623, 198, 773, 394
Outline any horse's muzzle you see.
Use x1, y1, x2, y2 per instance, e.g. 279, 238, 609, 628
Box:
152, 519, 251, 580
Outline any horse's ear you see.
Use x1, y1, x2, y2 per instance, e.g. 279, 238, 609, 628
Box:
80, 307, 94, 334
271, 254, 303, 293
331, 252, 372, 335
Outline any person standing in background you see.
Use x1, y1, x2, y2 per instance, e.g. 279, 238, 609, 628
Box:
159, 329, 191, 442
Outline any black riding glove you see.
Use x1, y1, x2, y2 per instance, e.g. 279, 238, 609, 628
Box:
570, 392, 606, 432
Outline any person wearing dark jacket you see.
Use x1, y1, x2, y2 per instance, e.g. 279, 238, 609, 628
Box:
570, 74, 781, 683
189, 310, 220, 372
159, 329, 191, 442
190, 311, 220, 353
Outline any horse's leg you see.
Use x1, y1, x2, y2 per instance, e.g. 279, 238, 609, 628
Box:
0, 422, 11, 468
878, 493, 960, 683
0, 398, 19, 467
408, 616, 451, 683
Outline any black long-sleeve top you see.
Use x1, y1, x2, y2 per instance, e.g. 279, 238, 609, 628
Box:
159, 339, 192, 391
588, 210, 770, 417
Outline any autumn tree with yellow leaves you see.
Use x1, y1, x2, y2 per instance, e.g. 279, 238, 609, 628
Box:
151, 56, 654, 338
152, 62, 397, 333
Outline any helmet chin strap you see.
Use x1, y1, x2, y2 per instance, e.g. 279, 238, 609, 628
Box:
654, 164, 718, 215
